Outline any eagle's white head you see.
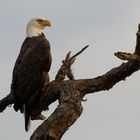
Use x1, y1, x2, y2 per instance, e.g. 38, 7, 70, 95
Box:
26, 18, 51, 37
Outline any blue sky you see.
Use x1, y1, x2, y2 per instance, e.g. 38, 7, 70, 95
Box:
0, 0, 140, 139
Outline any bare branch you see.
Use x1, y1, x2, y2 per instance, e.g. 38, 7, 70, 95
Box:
55, 45, 89, 81
74, 61, 140, 95
114, 52, 140, 61
70, 45, 89, 60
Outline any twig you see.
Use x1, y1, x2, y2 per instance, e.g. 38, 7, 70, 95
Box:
55, 45, 89, 81
70, 45, 89, 60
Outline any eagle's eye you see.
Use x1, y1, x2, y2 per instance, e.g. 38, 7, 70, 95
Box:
37, 19, 44, 24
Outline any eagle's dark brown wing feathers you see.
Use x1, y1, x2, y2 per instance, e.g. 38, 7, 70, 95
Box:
11, 34, 52, 131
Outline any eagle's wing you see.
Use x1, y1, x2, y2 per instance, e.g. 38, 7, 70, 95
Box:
11, 35, 51, 131
11, 36, 52, 131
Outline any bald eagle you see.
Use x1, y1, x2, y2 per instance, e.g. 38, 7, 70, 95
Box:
11, 18, 52, 131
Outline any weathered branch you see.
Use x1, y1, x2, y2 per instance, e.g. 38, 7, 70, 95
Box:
74, 61, 140, 94
31, 62, 140, 140
31, 24, 140, 140
31, 82, 83, 140
55, 45, 89, 81
0, 93, 13, 113
0, 25, 140, 140
114, 52, 140, 61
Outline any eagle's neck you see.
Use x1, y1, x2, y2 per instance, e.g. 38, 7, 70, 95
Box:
26, 25, 43, 38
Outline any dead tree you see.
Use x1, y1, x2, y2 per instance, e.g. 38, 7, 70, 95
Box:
0, 24, 140, 140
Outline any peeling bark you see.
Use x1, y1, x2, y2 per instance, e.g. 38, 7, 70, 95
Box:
31, 82, 83, 140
